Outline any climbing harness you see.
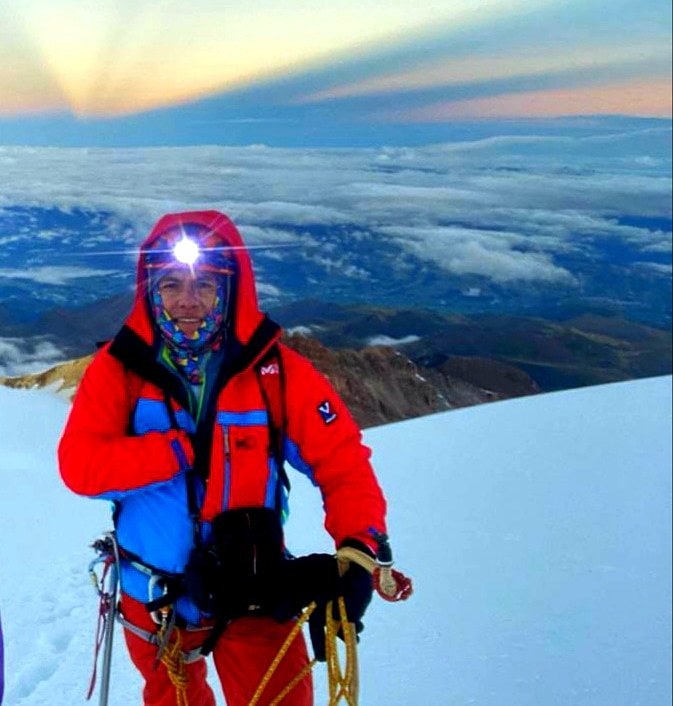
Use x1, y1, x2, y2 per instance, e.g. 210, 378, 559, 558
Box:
87, 533, 210, 705
86, 533, 120, 706
144, 581, 203, 706
86, 531, 412, 706
114, 610, 208, 665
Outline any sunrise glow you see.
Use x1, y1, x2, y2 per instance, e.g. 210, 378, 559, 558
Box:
1, 0, 535, 117
400, 80, 673, 120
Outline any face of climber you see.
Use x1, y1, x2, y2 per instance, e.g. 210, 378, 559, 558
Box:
156, 268, 219, 338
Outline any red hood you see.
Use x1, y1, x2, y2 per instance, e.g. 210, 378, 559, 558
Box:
126, 210, 265, 346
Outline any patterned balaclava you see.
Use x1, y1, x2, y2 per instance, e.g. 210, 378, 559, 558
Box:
143, 224, 236, 384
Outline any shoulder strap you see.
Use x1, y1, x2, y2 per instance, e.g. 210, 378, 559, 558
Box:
124, 368, 145, 426
255, 344, 291, 499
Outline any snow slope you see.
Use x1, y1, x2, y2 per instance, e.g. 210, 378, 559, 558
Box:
0, 376, 671, 705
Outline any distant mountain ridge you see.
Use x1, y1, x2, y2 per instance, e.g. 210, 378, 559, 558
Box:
270, 301, 672, 392
1, 295, 669, 401
0, 333, 539, 428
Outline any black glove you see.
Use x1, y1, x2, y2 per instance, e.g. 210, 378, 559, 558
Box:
271, 553, 340, 623
308, 539, 374, 661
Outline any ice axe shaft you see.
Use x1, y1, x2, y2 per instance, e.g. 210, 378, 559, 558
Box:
97, 567, 118, 706
86, 533, 120, 706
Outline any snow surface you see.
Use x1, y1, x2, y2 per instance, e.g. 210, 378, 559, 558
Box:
0, 376, 671, 705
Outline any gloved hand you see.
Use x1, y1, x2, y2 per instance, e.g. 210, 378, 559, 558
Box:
309, 539, 374, 661
336, 539, 374, 632
271, 553, 339, 623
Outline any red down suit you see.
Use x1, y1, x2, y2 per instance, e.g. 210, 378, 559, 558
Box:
58, 210, 387, 625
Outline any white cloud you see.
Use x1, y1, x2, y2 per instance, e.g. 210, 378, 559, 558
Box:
237, 225, 307, 244
256, 281, 282, 298
424, 239, 573, 284
642, 239, 673, 253
286, 325, 313, 336
467, 171, 672, 218
0, 266, 119, 285
237, 224, 319, 259
367, 334, 421, 346
383, 225, 576, 284
634, 262, 673, 274
0, 337, 66, 376
449, 209, 671, 253
0, 128, 669, 288
303, 254, 371, 280
232, 201, 350, 226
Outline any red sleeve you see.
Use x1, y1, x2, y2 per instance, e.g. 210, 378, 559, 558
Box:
58, 346, 194, 498
280, 345, 387, 553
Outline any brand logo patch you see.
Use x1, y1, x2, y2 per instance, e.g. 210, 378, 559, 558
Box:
235, 435, 257, 450
318, 400, 338, 425
260, 363, 280, 375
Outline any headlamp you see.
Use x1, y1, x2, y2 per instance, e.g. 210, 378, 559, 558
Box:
173, 236, 200, 266
143, 225, 236, 276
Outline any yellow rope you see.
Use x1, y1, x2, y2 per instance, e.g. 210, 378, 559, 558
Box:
248, 602, 318, 706
149, 600, 358, 706
158, 624, 190, 706
249, 598, 358, 706
325, 598, 358, 706
267, 660, 318, 706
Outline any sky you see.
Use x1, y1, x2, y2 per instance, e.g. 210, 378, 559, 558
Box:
0, 0, 671, 146
0, 375, 671, 704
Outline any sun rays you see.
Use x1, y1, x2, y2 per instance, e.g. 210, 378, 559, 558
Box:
0, 0, 670, 138
1, 0, 529, 117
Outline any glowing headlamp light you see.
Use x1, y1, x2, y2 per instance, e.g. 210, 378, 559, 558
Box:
173, 236, 200, 266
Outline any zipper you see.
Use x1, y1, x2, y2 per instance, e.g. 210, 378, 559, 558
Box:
223, 424, 231, 460
222, 425, 231, 509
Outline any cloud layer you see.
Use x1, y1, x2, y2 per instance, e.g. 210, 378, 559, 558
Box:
0, 120, 670, 302
0, 265, 118, 285
0, 337, 66, 376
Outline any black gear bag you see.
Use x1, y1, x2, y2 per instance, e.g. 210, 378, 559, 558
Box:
186, 507, 340, 655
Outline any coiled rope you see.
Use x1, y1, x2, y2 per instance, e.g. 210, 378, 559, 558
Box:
325, 597, 358, 706
249, 597, 358, 706
250, 544, 412, 705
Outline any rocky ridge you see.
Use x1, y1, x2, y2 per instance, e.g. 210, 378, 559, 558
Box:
0, 334, 539, 428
